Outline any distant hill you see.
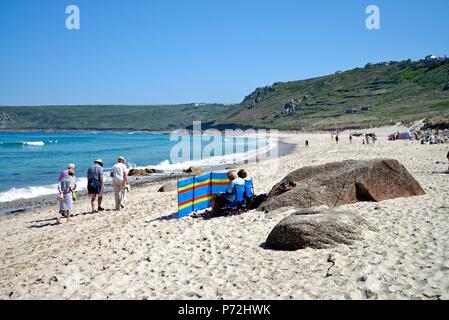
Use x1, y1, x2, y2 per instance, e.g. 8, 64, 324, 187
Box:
0, 104, 232, 131
1, 58, 449, 131
216, 57, 449, 130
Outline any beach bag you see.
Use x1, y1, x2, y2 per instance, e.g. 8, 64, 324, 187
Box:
72, 190, 78, 201
249, 193, 267, 210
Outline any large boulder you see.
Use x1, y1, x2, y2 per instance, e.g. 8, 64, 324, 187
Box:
265, 208, 367, 250
259, 159, 425, 212
158, 180, 177, 192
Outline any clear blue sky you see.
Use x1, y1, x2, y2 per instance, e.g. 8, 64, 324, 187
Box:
0, 0, 448, 106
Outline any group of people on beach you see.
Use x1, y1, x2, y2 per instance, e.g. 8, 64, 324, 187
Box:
211, 169, 251, 214
56, 157, 130, 223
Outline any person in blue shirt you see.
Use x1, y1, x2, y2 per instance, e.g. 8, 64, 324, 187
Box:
211, 170, 245, 213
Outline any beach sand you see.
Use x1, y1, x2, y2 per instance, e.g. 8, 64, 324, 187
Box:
1, 126, 448, 300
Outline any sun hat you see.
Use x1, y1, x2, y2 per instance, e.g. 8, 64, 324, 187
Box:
68, 163, 76, 169
117, 156, 126, 163
94, 159, 104, 166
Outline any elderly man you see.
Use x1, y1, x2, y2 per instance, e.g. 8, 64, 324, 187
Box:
87, 159, 105, 213
211, 170, 245, 213
111, 156, 129, 211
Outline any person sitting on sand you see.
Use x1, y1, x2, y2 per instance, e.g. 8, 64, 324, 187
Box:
211, 170, 245, 213
87, 159, 105, 213
57, 170, 76, 224
237, 169, 251, 181
111, 156, 129, 211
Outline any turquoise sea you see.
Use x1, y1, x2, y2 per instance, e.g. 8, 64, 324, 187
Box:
0, 131, 271, 202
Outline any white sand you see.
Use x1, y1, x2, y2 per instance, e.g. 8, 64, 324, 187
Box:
1, 126, 448, 300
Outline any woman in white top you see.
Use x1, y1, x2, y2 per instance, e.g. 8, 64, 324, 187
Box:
111, 156, 129, 211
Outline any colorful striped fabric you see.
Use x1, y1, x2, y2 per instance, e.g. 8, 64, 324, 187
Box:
177, 177, 195, 217
211, 172, 229, 195
177, 172, 229, 218
193, 173, 212, 212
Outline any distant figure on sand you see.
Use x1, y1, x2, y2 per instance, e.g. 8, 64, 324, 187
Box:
57, 171, 77, 224
335, 135, 339, 144
349, 135, 353, 144
447, 151, 449, 172
87, 159, 105, 213
305, 140, 309, 147
111, 156, 129, 211
211, 170, 245, 213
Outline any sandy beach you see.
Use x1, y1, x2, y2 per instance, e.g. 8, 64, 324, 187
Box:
1, 126, 448, 300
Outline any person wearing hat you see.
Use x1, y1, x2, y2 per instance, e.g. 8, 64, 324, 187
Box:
87, 159, 105, 213
111, 156, 129, 211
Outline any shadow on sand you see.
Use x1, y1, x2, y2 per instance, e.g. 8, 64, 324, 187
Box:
146, 212, 179, 223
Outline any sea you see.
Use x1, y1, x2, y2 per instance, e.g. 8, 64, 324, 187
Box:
0, 131, 274, 203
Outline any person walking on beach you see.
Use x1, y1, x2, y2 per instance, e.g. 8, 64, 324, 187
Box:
58, 163, 76, 182
349, 134, 353, 144
111, 156, 129, 211
335, 135, 339, 144
57, 170, 77, 224
87, 159, 105, 213
57, 163, 76, 217
305, 140, 309, 147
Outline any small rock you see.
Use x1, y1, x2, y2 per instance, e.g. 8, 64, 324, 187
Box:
48, 276, 58, 284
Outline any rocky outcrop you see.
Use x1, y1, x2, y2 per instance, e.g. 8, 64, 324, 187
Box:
259, 159, 425, 212
183, 166, 205, 175
0, 112, 15, 129
265, 208, 367, 250
145, 168, 164, 174
282, 100, 298, 114
128, 168, 164, 176
243, 86, 275, 108
158, 180, 177, 192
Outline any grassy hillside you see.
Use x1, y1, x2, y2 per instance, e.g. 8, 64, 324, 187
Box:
0, 104, 233, 131
1, 58, 449, 131
217, 58, 449, 130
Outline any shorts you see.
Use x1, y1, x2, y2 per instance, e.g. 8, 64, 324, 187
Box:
88, 179, 103, 195
214, 194, 231, 208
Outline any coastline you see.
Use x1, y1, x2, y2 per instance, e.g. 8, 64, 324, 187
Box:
2, 127, 448, 300
0, 137, 295, 217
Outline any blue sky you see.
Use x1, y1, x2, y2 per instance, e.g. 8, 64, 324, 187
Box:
0, 0, 448, 106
